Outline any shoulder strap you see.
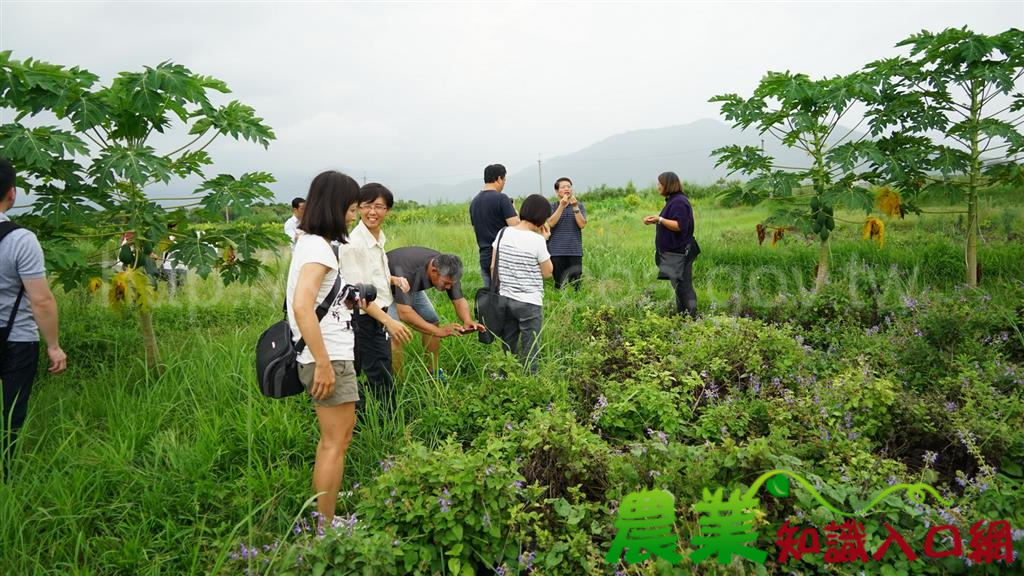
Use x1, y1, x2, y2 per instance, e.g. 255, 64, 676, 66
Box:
294, 242, 343, 355
0, 221, 25, 338
491, 227, 508, 291
0, 221, 22, 243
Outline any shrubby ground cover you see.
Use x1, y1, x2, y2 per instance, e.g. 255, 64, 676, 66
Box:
1, 185, 1022, 575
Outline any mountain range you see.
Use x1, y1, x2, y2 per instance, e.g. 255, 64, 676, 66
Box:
402, 118, 823, 203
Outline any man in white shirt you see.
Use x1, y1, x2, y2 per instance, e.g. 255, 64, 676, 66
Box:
284, 197, 305, 245
338, 184, 411, 407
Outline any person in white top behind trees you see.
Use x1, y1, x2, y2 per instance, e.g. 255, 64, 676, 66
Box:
284, 197, 305, 246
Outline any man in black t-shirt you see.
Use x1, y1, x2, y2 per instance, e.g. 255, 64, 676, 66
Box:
386, 247, 484, 378
469, 164, 519, 287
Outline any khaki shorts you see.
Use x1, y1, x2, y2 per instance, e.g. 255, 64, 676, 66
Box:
297, 360, 359, 407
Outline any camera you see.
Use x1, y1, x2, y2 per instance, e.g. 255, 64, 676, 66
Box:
341, 283, 377, 308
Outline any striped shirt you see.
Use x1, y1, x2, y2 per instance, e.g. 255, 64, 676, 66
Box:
493, 227, 551, 307
546, 201, 586, 257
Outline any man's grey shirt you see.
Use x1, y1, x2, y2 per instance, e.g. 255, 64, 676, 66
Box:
0, 212, 45, 342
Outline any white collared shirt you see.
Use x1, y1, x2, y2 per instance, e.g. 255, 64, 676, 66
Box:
338, 220, 394, 310
284, 215, 300, 245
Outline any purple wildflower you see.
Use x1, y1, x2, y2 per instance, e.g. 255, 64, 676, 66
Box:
519, 551, 536, 569
379, 458, 394, 472
944, 401, 958, 413
923, 451, 938, 466
438, 488, 452, 513
705, 383, 719, 400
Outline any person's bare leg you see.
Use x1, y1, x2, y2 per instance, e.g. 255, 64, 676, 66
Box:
312, 401, 356, 525
391, 338, 404, 378
423, 332, 440, 374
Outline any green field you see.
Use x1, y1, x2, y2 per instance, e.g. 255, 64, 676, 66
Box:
2, 185, 1023, 575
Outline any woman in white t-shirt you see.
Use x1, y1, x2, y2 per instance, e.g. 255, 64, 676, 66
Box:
490, 194, 554, 373
287, 170, 399, 525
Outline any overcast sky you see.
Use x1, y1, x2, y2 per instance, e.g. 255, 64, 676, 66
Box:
2, 1, 1022, 203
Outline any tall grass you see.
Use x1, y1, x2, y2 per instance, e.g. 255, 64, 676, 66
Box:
1, 193, 1021, 573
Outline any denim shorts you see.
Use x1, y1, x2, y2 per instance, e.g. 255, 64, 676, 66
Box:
388, 290, 440, 325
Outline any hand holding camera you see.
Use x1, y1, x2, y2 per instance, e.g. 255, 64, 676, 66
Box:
341, 282, 377, 310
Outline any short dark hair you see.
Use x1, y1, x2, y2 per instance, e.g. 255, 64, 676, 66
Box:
291, 197, 306, 209
299, 170, 360, 243
554, 177, 572, 191
518, 194, 553, 227
484, 164, 506, 184
359, 183, 394, 208
658, 172, 683, 195
0, 158, 15, 196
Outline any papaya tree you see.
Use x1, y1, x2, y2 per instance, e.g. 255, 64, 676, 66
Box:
864, 27, 1024, 287
0, 52, 278, 367
710, 71, 883, 290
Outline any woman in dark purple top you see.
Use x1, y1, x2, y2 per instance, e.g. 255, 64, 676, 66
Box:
643, 171, 699, 317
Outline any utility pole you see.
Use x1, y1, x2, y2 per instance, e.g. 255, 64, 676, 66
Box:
537, 153, 543, 195
362, 171, 367, 185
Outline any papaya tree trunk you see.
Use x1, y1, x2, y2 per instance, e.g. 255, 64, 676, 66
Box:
966, 189, 979, 287
139, 308, 162, 369
966, 80, 981, 288
815, 239, 830, 292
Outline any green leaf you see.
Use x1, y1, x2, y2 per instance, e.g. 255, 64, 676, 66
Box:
196, 172, 276, 220
767, 474, 790, 497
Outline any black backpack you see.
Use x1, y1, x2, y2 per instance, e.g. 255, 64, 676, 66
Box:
256, 247, 341, 399
0, 221, 25, 351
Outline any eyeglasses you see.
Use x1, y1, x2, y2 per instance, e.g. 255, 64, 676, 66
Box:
359, 203, 389, 212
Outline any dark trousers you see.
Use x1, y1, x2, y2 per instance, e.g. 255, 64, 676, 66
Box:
2, 341, 39, 478
657, 251, 698, 318
353, 311, 395, 410
550, 255, 583, 290
496, 299, 543, 374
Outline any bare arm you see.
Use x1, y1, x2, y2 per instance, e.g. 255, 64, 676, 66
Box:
539, 259, 554, 279
505, 216, 521, 226
23, 277, 66, 373
363, 301, 412, 344
293, 262, 342, 401
396, 302, 448, 337
293, 263, 332, 367
659, 218, 681, 232
644, 215, 681, 231
452, 297, 484, 331
573, 208, 587, 229
546, 201, 568, 228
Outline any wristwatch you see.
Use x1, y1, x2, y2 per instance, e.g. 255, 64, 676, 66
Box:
573, 208, 581, 213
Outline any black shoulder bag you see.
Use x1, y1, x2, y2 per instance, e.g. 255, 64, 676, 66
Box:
255, 244, 341, 398
474, 227, 510, 345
